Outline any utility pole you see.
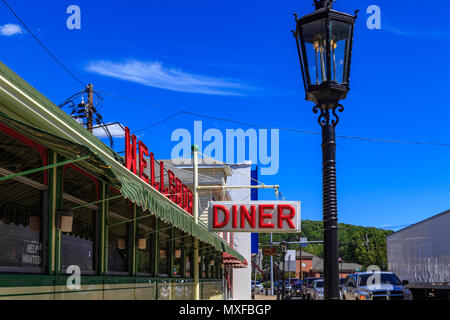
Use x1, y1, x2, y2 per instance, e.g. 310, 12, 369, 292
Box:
363, 233, 370, 251
299, 234, 303, 281
270, 233, 274, 296
192, 145, 200, 300
86, 84, 94, 133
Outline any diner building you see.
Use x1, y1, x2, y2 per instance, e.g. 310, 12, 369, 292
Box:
163, 160, 252, 299
0, 62, 245, 299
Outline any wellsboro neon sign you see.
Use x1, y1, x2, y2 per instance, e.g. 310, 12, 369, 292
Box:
124, 127, 193, 215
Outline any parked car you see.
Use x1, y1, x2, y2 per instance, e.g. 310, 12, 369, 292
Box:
341, 272, 413, 300
310, 279, 324, 300
251, 280, 264, 293
290, 280, 304, 297
339, 278, 346, 299
274, 280, 292, 298
302, 277, 321, 300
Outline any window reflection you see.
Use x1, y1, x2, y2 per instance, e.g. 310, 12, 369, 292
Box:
0, 131, 45, 273
108, 191, 130, 274
158, 222, 171, 277
61, 167, 97, 274
137, 213, 155, 276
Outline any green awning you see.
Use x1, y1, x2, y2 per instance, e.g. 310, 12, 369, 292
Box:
0, 111, 121, 189
0, 61, 245, 263
120, 177, 244, 260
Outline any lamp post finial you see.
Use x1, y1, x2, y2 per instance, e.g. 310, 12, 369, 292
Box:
314, 0, 334, 10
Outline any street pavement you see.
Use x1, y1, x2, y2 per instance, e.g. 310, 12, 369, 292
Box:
254, 293, 277, 300
254, 293, 304, 300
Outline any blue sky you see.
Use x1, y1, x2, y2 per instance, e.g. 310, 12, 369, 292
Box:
1, 0, 450, 230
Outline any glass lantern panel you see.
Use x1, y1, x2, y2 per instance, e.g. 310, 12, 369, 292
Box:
301, 19, 327, 86
330, 20, 352, 84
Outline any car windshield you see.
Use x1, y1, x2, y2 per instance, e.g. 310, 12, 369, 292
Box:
358, 273, 401, 286
314, 281, 324, 288
306, 278, 319, 285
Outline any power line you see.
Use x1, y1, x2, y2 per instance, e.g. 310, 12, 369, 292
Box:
1, 0, 86, 87
379, 224, 412, 230
98, 91, 450, 148
134, 111, 185, 133
2, 0, 448, 149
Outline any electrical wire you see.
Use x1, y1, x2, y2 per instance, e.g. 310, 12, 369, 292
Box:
2, 0, 448, 149
134, 111, 185, 133
97, 91, 450, 148
58, 89, 115, 148
199, 151, 267, 187
379, 224, 412, 230
1, 0, 86, 87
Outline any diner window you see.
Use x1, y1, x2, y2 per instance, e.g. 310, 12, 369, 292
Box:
108, 190, 131, 274
61, 166, 98, 274
0, 130, 46, 273
0, 130, 45, 184
158, 222, 171, 277
208, 255, 215, 279
184, 236, 193, 278
173, 229, 184, 277
136, 209, 156, 276
218, 258, 223, 278
201, 249, 207, 278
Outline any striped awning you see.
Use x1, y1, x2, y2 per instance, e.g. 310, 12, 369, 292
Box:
223, 252, 248, 268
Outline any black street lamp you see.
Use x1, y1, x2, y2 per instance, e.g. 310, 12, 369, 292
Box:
292, 0, 357, 300
280, 241, 287, 300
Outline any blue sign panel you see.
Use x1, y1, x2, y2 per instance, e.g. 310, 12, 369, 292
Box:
251, 167, 259, 255
251, 233, 259, 255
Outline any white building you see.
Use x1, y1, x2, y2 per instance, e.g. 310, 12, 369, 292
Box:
161, 159, 252, 300
226, 162, 252, 300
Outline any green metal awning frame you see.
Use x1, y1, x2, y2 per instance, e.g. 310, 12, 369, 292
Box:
0, 61, 245, 263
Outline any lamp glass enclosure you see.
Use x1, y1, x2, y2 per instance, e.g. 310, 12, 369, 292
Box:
330, 20, 352, 84
301, 19, 327, 86
298, 19, 352, 87
294, 6, 356, 105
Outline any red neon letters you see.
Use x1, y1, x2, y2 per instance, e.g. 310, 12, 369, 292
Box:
125, 127, 137, 174
125, 127, 193, 216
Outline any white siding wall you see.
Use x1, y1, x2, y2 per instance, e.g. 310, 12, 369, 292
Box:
227, 164, 252, 300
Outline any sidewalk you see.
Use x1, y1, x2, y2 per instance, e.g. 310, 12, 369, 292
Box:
254, 293, 277, 300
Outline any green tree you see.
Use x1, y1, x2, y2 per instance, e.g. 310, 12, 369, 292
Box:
258, 220, 392, 269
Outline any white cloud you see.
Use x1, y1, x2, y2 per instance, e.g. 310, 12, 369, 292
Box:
93, 123, 125, 138
383, 24, 450, 38
0, 24, 24, 36
86, 59, 250, 96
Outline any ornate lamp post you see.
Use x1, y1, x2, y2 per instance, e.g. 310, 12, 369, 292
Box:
292, 0, 357, 300
280, 241, 287, 300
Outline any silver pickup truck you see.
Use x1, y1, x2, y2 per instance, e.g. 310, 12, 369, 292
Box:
341, 271, 413, 300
